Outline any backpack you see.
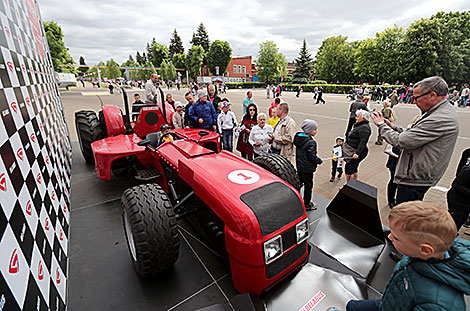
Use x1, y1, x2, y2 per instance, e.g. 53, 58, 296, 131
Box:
389, 108, 397, 122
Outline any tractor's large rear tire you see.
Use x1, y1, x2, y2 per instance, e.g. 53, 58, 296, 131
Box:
253, 154, 301, 191
121, 184, 179, 277
75, 110, 104, 164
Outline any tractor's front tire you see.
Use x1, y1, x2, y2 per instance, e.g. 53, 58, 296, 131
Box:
75, 110, 104, 164
253, 154, 301, 191
121, 184, 180, 277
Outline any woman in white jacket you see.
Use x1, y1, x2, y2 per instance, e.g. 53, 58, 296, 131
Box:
249, 113, 273, 157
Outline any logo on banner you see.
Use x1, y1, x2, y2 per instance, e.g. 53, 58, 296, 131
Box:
59, 230, 63, 241
6, 61, 13, 72
16, 148, 23, 161
30, 132, 35, 142
56, 268, 60, 284
4, 26, 10, 36
26, 200, 32, 216
45, 156, 50, 165
10, 101, 17, 113
21, 63, 25, 72
9, 249, 19, 274
36, 173, 41, 184
298, 291, 326, 311
25, 97, 31, 106
45, 217, 49, 231
38, 260, 44, 280
51, 191, 55, 201
63, 205, 67, 214
0, 173, 6, 191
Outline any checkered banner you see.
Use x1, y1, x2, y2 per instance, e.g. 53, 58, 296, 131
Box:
0, 0, 72, 310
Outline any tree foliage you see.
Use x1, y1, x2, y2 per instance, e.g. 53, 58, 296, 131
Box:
207, 40, 232, 75
172, 53, 187, 70
43, 21, 76, 73
136, 51, 145, 64
190, 23, 210, 52
255, 41, 287, 82
151, 42, 169, 68
292, 39, 313, 83
105, 59, 121, 80
78, 56, 88, 76
169, 29, 184, 58
186, 45, 205, 80
314, 36, 356, 83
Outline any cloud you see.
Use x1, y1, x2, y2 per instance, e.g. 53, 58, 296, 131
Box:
38, 0, 469, 66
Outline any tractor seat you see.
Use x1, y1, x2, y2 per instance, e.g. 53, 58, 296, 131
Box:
146, 132, 161, 148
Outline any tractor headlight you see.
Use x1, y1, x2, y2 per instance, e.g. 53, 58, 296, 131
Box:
263, 235, 283, 264
296, 219, 309, 244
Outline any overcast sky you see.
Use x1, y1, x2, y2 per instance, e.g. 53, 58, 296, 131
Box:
39, 0, 469, 66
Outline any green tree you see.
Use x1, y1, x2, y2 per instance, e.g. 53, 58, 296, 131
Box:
255, 41, 286, 82
43, 21, 76, 73
172, 53, 187, 70
78, 56, 88, 76
159, 59, 169, 81
169, 29, 184, 58
151, 42, 169, 68
186, 45, 205, 80
353, 38, 380, 82
292, 39, 313, 83
190, 23, 210, 52
136, 51, 145, 64
314, 35, 356, 82
399, 18, 442, 82
168, 61, 177, 81
105, 59, 121, 80
207, 40, 232, 75
431, 11, 470, 83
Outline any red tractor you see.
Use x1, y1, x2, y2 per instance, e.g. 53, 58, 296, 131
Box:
74, 88, 307, 296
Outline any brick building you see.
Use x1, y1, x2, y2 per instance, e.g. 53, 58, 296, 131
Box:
226, 56, 256, 82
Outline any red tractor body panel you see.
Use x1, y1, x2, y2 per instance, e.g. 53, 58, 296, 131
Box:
133, 104, 175, 138
102, 105, 126, 136
157, 148, 308, 295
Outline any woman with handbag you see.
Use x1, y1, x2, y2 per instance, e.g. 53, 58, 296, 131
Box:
343, 110, 372, 182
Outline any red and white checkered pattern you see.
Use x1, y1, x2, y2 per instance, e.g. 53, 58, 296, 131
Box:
0, 1, 71, 310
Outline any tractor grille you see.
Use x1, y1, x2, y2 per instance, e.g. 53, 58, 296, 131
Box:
240, 182, 304, 236
265, 241, 307, 279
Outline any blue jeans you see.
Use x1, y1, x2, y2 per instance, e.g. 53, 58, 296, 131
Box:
221, 129, 233, 152
395, 184, 430, 204
459, 96, 468, 107
347, 299, 381, 311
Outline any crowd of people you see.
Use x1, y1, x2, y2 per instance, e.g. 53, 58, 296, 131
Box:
137, 74, 470, 310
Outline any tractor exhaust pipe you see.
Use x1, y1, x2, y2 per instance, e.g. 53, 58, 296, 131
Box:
158, 87, 168, 125
122, 87, 132, 133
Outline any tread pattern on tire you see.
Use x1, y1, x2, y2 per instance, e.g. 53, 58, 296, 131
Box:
75, 110, 104, 164
253, 154, 301, 191
121, 183, 180, 277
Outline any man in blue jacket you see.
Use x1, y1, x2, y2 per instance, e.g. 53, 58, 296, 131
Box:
189, 89, 217, 131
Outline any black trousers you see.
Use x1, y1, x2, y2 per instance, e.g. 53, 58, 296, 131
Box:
387, 167, 397, 204
395, 184, 430, 205
299, 172, 314, 205
447, 194, 470, 231
315, 93, 325, 104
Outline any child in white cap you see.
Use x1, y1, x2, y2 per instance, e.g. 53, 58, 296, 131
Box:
172, 101, 185, 129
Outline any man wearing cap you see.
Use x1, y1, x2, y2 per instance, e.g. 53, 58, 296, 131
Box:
172, 101, 185, 129
145, 73, 159, 105
294, 119, 323, 210
189, 89, 217, 131
268, 102, 297, 163
217, 101, 238, 152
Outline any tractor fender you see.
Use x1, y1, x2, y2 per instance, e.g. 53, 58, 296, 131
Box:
102, 105, 125, 136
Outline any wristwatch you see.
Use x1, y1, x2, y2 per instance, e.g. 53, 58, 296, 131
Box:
377, 120, 385, 126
